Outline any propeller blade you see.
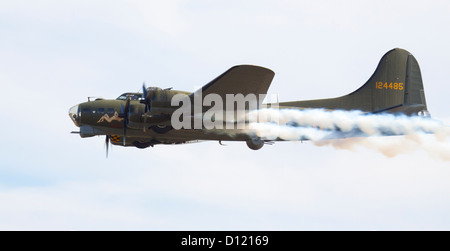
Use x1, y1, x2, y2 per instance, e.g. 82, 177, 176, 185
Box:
141, 84, 152, 131
142, 83, 148, 101
105, 135, 110, 158
123, 95, 131, 145
143, 101, 151, 132
123, 125, 127, 145
124, 95, 131, 114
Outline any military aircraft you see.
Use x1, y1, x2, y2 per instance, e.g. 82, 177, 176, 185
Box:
69, 48, 429, 155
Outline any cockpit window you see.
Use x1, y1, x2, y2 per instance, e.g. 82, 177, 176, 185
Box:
116, 93, 143, 101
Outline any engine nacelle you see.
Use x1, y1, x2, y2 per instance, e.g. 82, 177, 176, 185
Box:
246, 138, 264, 150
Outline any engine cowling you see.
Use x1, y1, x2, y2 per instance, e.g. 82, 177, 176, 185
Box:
246, 138, 264, 150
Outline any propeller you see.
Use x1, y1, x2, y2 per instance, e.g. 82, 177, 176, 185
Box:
139, 83, 170, 132
141, 83, 153, 113
119, 95, 131, 145
140, 83, 153, 132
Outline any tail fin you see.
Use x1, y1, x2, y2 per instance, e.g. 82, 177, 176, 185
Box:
279, 48, 429, 116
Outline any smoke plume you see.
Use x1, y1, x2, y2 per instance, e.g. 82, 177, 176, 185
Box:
246, 109, 450, 160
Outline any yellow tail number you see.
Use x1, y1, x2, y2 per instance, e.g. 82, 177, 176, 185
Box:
376, 82, 404, 90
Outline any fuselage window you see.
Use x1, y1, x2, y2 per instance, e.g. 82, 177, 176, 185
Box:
82, 108, 90, 113
98, 108, 105, 114
107, 108, 115, 115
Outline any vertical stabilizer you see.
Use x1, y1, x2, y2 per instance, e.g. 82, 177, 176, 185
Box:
279, 48, 429, 116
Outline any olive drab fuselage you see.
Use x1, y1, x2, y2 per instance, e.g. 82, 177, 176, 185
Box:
69, 49, 430, 151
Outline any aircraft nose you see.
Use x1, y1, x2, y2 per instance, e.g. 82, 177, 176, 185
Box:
69, 104, 80, 127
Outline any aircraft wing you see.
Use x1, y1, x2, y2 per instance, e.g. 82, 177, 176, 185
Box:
190, 65, 275, 106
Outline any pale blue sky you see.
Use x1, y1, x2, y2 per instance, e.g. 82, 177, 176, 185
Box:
1, 0, 450, 230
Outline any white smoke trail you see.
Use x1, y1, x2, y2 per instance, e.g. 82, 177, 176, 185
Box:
246, 108, 450, 160
315, 134, 450, 161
